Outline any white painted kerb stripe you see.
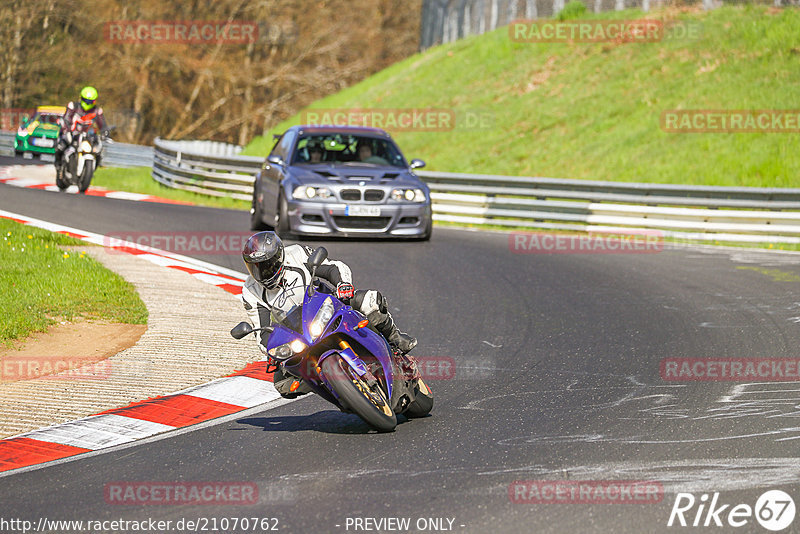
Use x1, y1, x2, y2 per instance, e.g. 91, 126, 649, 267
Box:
20, 414, 175, 450
187, 376, 282, 408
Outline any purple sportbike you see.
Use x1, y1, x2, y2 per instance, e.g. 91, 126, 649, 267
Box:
231, 247, 433, 431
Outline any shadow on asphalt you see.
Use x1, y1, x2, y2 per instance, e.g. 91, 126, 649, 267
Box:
237, 411, 417, 434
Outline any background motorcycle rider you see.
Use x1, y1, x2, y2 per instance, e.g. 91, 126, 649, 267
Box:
54, 86, 109, 171
240, 231, 417, 398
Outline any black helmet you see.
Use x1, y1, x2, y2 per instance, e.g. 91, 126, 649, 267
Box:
242, 232, 285, 289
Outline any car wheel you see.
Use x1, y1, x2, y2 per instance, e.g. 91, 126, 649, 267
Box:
250, 186, 270, 231
31, 153, 40, 160
276, 191, 293, 239
415, 208, 433, 241
14, 150, 23, 158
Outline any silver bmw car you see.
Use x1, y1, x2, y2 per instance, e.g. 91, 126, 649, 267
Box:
250, 125, 432, 240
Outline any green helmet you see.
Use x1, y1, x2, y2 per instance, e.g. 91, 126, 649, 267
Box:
80, 86, 98, 112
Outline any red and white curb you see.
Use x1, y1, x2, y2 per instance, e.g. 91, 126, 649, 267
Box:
0, 165, 193, 205
0, 210, 282, 474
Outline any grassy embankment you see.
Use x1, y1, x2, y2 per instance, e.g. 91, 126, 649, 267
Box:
243, 5, 800, 187
0, 218, 147, 347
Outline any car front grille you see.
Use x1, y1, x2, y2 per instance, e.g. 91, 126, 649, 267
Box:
333, 216, 391, 230
340, 189, 361, 201
364, 189, 384, 202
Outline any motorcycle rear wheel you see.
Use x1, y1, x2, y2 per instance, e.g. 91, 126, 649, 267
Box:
321, 353, 397, 432
55, 164, 69, 191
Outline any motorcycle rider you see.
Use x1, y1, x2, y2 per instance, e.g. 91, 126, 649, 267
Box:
54, 86, 109, 171
240, 231, 417, 398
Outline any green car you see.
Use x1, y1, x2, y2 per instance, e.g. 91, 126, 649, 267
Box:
14, 105, 65, 157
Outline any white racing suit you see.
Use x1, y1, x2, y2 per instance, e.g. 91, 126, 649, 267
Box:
240, 244, 415, 398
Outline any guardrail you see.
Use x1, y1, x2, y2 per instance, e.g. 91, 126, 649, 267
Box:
152, 138, 260, 201
0, 130, 153, 168
149, 137, 800, 243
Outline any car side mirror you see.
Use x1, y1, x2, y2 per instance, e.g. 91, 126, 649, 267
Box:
267, 155, 284, 167
410, 159, 426, 170
230, 321, 254, 339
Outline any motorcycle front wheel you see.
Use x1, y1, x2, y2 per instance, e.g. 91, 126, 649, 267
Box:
320, 353, 397, 432
78, 160, 93, 193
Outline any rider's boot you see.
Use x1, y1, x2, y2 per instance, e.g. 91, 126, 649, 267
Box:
368, 309, 417, 354
273, 365, 311, 399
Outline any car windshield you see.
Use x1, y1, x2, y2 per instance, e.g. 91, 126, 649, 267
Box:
38, 114, 61, 125
271, 304, 304, 335
293, 134, 406, 168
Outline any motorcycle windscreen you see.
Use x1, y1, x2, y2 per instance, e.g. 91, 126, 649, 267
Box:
270, 304, 303, 335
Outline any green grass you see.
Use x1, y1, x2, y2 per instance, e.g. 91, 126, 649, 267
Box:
0, 219, 148, 346
242, 5, 800, 188
93, 166, 250, 210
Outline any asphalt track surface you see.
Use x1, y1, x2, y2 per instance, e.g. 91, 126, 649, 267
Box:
3, 160, 800, 533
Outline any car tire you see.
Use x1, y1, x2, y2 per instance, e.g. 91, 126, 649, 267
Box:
14, 150, 23, 158
31, 153, 40, 160
415, 208, 433, 241
276, 191, 293, 239
250, 185, 270, 231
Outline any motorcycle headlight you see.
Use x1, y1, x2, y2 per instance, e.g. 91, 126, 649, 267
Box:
293, 186, 332, 200
309, 297, 335, 340
268, 338, 308, 359
80, 140, 92, 152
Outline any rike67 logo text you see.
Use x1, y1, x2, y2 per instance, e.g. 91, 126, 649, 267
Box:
668, 490, 795, 531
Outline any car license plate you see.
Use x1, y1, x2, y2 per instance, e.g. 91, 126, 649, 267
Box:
32, 138, 54, 147
345, 205, 381, 217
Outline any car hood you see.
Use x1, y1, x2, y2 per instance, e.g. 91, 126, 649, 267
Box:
33, 123, 59, 136
288, 164, 422, 187
18, 122, 59, 137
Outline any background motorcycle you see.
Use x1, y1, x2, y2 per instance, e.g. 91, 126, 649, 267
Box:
231, 247, 433, 432
56, 125, 112, 193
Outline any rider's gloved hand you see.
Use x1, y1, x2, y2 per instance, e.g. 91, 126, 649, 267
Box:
335, 282, 355, 302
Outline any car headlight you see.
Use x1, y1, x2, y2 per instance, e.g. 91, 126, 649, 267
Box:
391, 188, 427, 203
309, 297, 335, 340
17, 128, 28, 137
268, 338, 308, 359
293, 186, 332, 200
